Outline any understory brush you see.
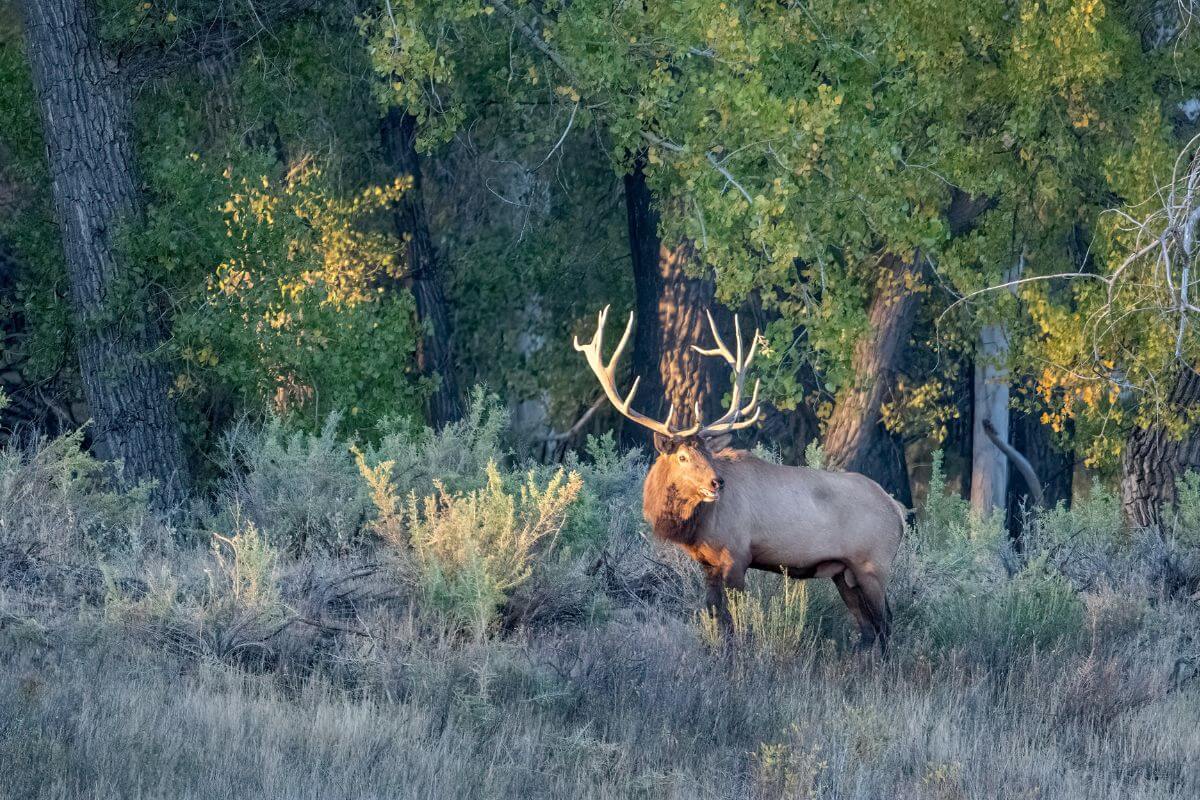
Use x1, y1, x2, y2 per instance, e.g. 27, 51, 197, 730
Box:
1, 411, 1199, 799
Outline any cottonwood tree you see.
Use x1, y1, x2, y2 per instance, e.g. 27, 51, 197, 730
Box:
18, 0, 189, 507
361, 1, 1181, 504
380, 108, 463, 425
364, 1, 741, 447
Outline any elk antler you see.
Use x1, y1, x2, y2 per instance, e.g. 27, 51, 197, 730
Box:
691, 310, 762, 436
573, 305, 702, 439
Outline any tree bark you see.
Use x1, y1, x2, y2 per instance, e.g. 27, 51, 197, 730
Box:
380, 108, 463, 426
19, 0, 188, 509
822, 254, 920, 498
972, 259, 1028, 520
861, 426, 914, 508
622, 159, 726, 448
1120, 368, 1200, 529
970, 305, 1016, 517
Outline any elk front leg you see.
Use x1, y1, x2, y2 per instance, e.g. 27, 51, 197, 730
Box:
702, 562, 733, 634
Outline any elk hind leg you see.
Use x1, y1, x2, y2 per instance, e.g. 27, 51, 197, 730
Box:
832, 570, 875, 649
855, 569, 891, 654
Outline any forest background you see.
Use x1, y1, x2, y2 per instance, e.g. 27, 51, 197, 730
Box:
3, 0, 1200, 530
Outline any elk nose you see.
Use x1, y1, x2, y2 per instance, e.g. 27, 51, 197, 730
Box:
712, 478, 724, 491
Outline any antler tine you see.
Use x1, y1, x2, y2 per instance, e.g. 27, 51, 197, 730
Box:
734, 313, 743, 367
608, 306, 635, 373
691, 310, 732, 360
691, 311, 764, 437
573, 307, 693, 439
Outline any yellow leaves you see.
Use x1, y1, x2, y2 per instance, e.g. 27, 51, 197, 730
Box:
196, 346, 219, 367
213, 160, 409, 323
555, 85, 582, 103
881, 378, 957, 442
266, 309, 292, 330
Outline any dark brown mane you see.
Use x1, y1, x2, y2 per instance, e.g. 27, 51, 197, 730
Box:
643, 460, 713, 545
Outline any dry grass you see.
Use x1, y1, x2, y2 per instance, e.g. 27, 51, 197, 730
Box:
2, 607, 1197, 800
2, 414, 1199, 799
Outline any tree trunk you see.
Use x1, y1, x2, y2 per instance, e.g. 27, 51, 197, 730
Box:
1120, 368, 1200, 529
19, 0, 187, 509
970, 322, 1011, 516
622, 159, 725, 448
971, 260, 1023, 518
380, 108, 463, 426
822, 254, 920, 499
862, 426, 914, 508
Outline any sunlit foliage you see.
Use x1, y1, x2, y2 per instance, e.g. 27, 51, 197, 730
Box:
172, 160, 425, 424
363, 0, 1196, 458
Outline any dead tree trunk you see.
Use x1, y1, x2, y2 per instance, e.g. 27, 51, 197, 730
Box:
822, 254, 920, 500
1121, 368, 1200, 529
19, 0, 188, 509
380, 108, 463, 426
970, 262, 1020, 517
622, 158, 725, 448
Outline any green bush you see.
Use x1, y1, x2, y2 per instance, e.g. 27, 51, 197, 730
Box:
0, 429, 155, 559
355, 386, 508, 501
556, 432, 645, 551
211, 413, 369, 556
699, 574, 814, 661
890, 451, 1007, 615
378, 461, 582, 639
922, 558, 1086, 663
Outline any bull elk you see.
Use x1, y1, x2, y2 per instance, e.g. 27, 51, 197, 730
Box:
574, 306, 906, 650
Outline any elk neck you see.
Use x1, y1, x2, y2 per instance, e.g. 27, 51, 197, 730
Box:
643, 464, 714, 546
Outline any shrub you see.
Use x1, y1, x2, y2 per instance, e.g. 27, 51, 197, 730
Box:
890, 451, 1007, 616
556, 432, 645, 551
211, 413, 369, 556
393, 462, 582, 639
699, 574, 813, 660
113, 514, 290, 666
357, 387, 508, 501
803, 440, 825, 469
209, 518, 281, 612
0, 429, 154, 561
922, 558, 1086, 664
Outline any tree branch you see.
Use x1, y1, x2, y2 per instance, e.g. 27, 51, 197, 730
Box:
118, 0, 321, 83
982, 418, 1045, 509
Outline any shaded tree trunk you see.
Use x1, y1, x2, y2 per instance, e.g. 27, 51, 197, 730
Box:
1006, 408, 1073, 538
822, 254, 920, 500
19, 0, 187, 508
622, 159, 725, 448
380, 108, 463, 426
862, 427, 913, 508
1121, 369, 1200, 529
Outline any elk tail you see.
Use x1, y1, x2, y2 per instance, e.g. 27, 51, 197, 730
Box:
890, 496, 911, 538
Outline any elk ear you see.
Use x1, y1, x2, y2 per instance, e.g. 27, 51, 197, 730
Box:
705, 433, 733, 453
653, 433, 678, 454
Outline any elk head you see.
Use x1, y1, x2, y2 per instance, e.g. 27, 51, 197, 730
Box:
573, 305, 761, 504
650, 434, 726, 503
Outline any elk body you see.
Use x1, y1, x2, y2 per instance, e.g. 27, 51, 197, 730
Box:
575, 307, 906, 650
